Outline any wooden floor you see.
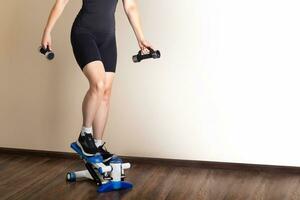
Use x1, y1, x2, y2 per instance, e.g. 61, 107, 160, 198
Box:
1, 153, 300, 200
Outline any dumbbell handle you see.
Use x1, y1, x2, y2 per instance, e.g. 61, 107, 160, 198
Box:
132, 48, 161, 63
139, 51, 153, 59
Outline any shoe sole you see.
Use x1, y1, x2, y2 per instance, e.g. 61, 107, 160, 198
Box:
76, 140, 96, 157
76, 140, 114, 162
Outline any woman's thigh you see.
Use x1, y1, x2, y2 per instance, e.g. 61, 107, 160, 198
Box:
82, 60, 106, 86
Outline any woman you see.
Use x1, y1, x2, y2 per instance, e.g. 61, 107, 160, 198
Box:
41, 0, 153, 162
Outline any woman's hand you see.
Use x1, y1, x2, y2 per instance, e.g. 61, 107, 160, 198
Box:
41, 31, 52, 51
138, 39, 154, 55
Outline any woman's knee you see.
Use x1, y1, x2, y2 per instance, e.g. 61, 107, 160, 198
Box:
102, 86, 112, 105
89, 80, 105, 96
83, 61, 106, 95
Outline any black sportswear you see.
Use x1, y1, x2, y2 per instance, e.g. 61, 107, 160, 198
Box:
70, 0, 118, 72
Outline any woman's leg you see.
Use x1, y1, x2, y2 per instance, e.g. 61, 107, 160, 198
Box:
93, 72, 115, 140
82, 61, 106, 127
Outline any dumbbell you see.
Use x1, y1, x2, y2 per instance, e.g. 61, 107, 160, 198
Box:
132, 48, 161, 63
39, 45, 55, 60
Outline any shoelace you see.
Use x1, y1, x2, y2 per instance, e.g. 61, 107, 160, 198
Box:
100, 142, 112, 155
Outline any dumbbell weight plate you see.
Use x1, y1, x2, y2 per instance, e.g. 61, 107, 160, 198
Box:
153, 50, 161, 59
46, 52, 55, 60
132, 55, 139, 63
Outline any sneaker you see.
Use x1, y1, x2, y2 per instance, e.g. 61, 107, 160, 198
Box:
76, 132, 98, 156
97, 142, 114, 163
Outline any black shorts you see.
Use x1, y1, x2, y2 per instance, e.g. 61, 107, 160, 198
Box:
71, 26, 117, 72
70, 0, 118, 73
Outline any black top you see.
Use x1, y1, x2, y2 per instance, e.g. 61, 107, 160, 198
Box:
73, 0, 118, 34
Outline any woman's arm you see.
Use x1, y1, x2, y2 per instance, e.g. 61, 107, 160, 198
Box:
41, 0, 70, 50
122, 0, 153, 54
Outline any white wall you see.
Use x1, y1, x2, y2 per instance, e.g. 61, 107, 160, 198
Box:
197, 0, 300, 166
0, 0, 300, 167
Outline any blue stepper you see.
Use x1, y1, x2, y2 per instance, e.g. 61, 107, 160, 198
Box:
70, 142, 103, 163
110, 156, 123, 163
97, 181, 133, 193
70, 142, 133, 193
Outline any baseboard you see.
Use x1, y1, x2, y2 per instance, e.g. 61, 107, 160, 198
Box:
1, 146, 300, 174
0, 146, 79, 159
